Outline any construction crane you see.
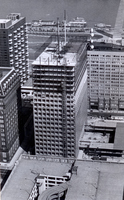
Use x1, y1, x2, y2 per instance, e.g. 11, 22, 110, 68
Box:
113, 0, 124, 39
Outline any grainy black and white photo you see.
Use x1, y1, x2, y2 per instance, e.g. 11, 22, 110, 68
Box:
0, 0, 124, 199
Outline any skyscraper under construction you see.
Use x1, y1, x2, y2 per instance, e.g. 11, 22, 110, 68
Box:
32, 41, 87, 158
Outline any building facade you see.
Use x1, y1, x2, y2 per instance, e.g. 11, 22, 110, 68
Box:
32, 42, 87, 158
87, 42, 124, 112
21, 77, 33, 107
0, 13, 29, 85
0, 67, 21, 162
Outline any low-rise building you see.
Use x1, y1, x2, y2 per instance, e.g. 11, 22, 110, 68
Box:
65, 159, 124, 200
79, 117, 124, 161
1, 154, 74, 200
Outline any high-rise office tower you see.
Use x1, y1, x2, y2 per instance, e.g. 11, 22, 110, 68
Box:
87, 41, 124, 112
32, 42, 87, 158
0, 67, 20, 163
0, 13, 29, 85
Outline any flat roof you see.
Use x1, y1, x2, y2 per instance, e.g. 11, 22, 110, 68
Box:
114, 122, 124, 150
79, 131, 110, 149
80, 117, 124, 151
22, 77, 33, 88
0, 14, 24, 29
33, 42, 85, 66
0, 19, 11, 23
90, 119, 117, 128
66, 160, 124, 200
81, 132, 109, 143
88, 41, 124, 52
1, 155, 73, 200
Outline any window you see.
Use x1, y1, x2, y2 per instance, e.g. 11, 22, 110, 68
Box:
2, 152, 6, 158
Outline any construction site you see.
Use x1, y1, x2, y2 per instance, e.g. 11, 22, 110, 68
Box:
32, 39, 87, 158
1, 0, 124, 199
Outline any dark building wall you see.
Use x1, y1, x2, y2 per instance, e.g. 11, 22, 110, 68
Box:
0, 29, 10, 67
0, 70, 20, 162
3, 85, 20, 162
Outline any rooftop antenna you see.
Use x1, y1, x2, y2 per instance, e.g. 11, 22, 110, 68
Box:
64, 10, 67, 45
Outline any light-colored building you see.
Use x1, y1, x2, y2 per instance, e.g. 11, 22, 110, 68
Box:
1, 154, 73, 200
32, 42, 87, 158
0, 67, 21, 163
87, 42, 124, 112
79, 117, 124, 161
2, 154, 124, 200
65, 159, 124, 200
0, 13, 29, 85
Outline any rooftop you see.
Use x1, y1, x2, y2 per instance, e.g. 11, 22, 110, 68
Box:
90, 119, 117, 128
0, 19, 11, 23
22, 77, 33, 88
33, 42, 85, 66
79, 118, 114, 150
0, 67, 11, 81
0, 13, 24, 29
114, 122, 124, 150
66, 160, 124, 200
1, 155, 73, 200
88, 40, 124, 52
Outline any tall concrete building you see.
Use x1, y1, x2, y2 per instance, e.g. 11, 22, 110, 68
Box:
87, 41, 124, 112
0, 67, 21, 163
0, 13, 29, 85
32, 42, 87, 158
